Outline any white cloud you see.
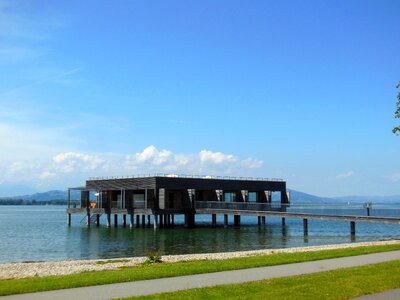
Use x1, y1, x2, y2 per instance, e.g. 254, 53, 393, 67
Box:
125, 146, 190, 172
336, 171, 355, 179
199, 150, 238, 164
39, 171, 55, 179
125, 146, 263, 175
241, 158, 264, 169
1, 145, 264, 190
134, 145, 173, 165
53, 152, 104, 173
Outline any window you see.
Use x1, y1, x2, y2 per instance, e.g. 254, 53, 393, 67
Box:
248, 192, 258, 202
224, 192, 236, 202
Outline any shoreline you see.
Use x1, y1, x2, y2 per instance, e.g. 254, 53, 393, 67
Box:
1, 239, 399, 280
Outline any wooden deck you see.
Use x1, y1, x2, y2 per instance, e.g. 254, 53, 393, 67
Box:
68, 202, 400, 225
194, 201, 400, 224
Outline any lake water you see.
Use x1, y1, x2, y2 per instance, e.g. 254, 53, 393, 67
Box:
0, 204, 399, 263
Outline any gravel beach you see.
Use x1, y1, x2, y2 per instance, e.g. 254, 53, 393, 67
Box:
1, 240, 399, 280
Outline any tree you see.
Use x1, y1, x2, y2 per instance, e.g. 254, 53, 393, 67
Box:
393, 82, 400, 135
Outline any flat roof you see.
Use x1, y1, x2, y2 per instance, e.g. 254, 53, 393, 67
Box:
84, 174, 286, 192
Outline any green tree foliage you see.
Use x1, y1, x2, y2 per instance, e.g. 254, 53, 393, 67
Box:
393, 82, 400, 135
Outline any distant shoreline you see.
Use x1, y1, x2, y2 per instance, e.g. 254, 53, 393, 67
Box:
1, 239, 399, 280
0, 200, 74, 206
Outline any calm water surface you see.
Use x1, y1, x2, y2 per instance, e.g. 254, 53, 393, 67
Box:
0, 204, 399, 263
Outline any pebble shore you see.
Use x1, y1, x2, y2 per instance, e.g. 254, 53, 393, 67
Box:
1, 239, 399, 280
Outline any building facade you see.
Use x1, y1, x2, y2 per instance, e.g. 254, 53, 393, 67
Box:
67, 175, 289, 228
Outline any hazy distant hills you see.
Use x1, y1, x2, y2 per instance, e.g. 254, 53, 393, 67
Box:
287, 189, 332, 203
1, 190, 68, 201
2, 189, 400, 204
288, 190, 400, 203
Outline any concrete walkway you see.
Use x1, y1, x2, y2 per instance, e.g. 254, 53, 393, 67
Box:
2, 250, 400, 300
352, 288, 400, 300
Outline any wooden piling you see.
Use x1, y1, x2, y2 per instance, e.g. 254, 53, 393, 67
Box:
303, 218, 308, 235
106, 213, 111, 228
350, 221, 356, 235
234, 215, 241, 227
154, 214, 158, 229
212, 214, 217, 227
224, 214, 228, 228
86, 211, 90, 227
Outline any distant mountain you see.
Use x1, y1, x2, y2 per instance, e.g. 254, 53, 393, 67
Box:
287, 189, 333, 203
2, 190, 68, 201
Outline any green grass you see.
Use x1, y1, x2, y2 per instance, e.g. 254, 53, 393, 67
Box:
1, 243, 400, 296
126, 260, 400, 300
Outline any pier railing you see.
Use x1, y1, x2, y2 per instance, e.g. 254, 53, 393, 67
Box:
195, 201, 285, 211
88, 173, 284, 182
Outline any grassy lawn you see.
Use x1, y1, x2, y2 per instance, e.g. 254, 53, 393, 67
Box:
0, 243, 400, 296
125, 260, 400, 300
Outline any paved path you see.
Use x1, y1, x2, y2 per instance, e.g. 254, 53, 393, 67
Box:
2, 251, 400, 300
352, 288, 400, 300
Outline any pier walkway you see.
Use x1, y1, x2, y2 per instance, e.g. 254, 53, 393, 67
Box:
2, 250, 400, 300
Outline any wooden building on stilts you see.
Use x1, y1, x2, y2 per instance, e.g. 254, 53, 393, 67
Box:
67, 174, 289, 228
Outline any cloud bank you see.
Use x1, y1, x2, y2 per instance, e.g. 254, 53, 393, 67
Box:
0, 145, 264, 189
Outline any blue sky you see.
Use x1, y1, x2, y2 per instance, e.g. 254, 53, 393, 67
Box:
0, 0, 399, 197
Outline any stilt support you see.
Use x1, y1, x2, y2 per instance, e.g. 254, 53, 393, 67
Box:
96, 214, 100, 227
282, 217, 286, 226
114, 214, 118, 227
86, 211, 90, 227
212, 214, 217, 227
136, 215, 140, 228
224, 214, 228, 228
153, 214, 158, 230
67, 213, 71, 226
106, 213, 111, 228
130, 214, 134, 228
234, 215, 241, 227
303, 218, 308, 235
350, 221, 356, 235
262, 216, 266, 225
142, 215, 145, 228
184, 212, 195, 228
122, 214, 126, 228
